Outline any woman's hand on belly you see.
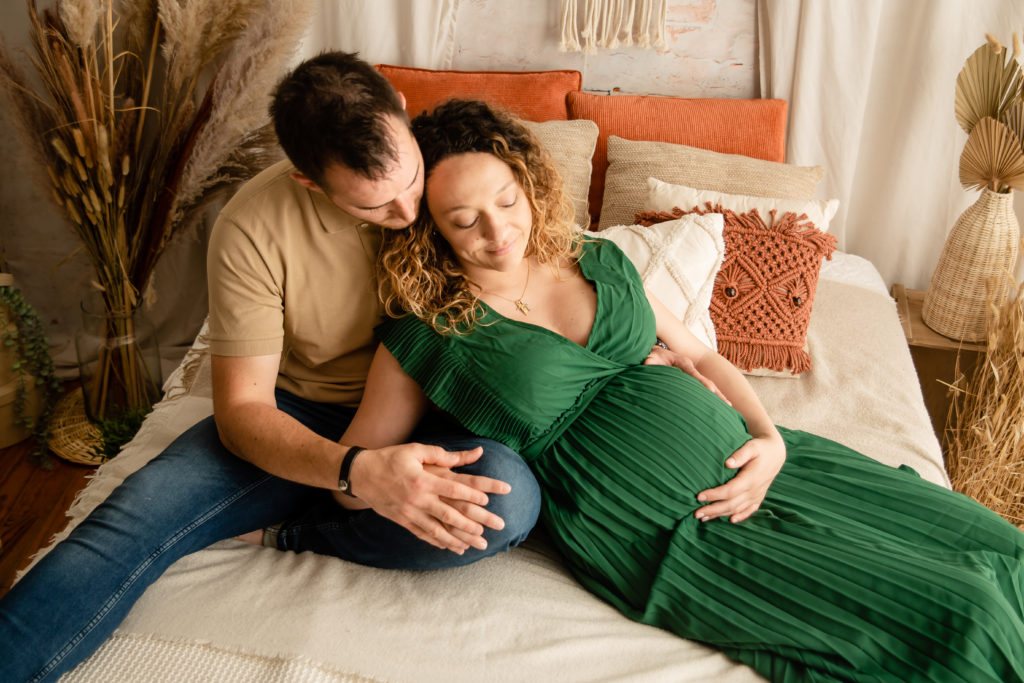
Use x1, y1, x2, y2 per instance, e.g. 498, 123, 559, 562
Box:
644, 345, 731, 406
693, 432, 786, 524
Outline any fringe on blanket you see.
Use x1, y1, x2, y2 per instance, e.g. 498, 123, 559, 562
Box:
559, 0, 667, 53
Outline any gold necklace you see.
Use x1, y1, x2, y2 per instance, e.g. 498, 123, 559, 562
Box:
482, 264, 531, 315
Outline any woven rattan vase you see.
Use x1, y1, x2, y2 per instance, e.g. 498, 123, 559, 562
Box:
922, 188, 1020, 342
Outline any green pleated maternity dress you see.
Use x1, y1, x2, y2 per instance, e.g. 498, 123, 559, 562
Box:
377, 239, 1024, 682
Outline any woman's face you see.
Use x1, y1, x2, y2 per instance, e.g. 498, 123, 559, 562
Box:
425, 152, 533, 278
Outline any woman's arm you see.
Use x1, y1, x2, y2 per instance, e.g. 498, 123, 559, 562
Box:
645, 288, 786, 524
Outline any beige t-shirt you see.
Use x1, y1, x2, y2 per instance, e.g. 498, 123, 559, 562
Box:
207, 160, 384, 407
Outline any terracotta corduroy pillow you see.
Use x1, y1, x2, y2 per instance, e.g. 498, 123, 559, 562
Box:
636, 204, 837, 375
376, 65, 581, 122
566, 92, 787, 224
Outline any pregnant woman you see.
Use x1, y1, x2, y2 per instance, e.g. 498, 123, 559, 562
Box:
337, 99, 1024, 682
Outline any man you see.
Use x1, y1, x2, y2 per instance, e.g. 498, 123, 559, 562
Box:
0, 52, 540, 683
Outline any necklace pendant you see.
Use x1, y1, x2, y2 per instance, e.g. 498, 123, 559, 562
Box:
514, 299, 530, 315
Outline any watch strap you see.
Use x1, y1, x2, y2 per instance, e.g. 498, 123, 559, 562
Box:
337, 445, 365, 497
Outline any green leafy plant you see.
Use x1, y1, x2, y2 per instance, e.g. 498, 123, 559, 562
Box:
87, 404, 151, 463
0, 283, 62, 468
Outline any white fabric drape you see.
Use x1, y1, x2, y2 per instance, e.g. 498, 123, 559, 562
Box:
299, 0, 458, 68
758, 0, 1024, 289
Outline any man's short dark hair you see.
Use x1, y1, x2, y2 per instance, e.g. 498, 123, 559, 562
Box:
271, 51, 407, 187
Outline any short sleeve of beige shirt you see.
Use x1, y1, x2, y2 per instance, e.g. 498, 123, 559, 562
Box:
207, 161, 383, 407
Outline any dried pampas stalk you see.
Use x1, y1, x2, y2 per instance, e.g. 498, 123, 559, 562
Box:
946, 271, 1024, 529
0, 0, 315, 421
170, 0, 315, 232
58, 0, 100, 49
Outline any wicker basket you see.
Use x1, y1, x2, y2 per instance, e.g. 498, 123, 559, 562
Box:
922, 188, 1020, 342
47, 389, 105, 466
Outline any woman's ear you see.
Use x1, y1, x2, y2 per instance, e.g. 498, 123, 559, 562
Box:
397, 91, 407, 111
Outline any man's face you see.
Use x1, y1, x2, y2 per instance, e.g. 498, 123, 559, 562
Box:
293, 114, 425, 230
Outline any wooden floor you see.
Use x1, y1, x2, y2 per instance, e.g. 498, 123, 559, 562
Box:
0, 434, 94, 598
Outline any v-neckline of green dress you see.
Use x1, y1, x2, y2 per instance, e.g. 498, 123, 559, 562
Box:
476, 247, 603, 352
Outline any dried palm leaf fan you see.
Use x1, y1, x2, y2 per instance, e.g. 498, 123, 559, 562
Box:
954, 36, 1023, 135
959, 116, 1024, 191
946, 271, 1024, 529
922, 34, 1024, 341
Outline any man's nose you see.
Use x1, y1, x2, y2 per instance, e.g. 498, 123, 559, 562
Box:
390, 194, 417, 224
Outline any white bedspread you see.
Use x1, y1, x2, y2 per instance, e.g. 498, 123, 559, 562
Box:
37, 253, 943, 682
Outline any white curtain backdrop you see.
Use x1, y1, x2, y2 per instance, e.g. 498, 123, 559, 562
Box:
758, 0, 1024, 289
299, 0, 458, 68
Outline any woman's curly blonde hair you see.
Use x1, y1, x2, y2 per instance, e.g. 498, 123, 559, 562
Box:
378, 99, 581, 334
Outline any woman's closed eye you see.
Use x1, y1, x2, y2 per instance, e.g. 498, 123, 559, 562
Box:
454, 215, 479, 230
452, 195, 519, 229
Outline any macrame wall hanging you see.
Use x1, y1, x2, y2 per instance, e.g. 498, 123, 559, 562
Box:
559, 0, 668, 53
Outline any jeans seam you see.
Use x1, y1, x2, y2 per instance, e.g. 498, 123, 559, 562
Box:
33, 472, 275, 682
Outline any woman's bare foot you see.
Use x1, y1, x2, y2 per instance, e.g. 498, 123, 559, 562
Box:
236, 529, 263, 545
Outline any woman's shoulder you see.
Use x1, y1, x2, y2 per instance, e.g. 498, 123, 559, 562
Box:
577, 234, 638, 277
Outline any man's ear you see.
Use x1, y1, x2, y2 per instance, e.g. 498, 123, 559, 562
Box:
289, 171, 323, 194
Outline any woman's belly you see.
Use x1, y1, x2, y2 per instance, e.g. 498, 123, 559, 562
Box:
538, 364, 753, 528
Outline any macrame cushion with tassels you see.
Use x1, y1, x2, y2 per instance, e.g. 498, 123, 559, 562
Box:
636, 204, 837, 374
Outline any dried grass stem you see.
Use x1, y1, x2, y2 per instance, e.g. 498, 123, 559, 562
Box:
946, 271, 1024, 529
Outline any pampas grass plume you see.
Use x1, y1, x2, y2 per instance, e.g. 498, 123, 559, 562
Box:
59, 0, 101, 49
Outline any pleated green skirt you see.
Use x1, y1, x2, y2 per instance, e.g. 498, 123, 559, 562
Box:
537, 366, 1024, 682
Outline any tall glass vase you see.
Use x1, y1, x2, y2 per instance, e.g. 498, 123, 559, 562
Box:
75, 294, 162, 423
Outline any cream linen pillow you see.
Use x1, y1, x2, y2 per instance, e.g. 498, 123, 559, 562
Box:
645, 177, 840, 234
597, 136, 825, 230
522, 119, 598, 229
586, 213, 724, 349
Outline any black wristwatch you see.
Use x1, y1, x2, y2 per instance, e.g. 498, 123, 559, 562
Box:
337, 445, 365, 497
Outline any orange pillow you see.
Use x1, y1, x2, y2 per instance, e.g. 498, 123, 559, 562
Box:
376, 65, 581, 122
567, 92, 787, 223
636, 204, 836, 375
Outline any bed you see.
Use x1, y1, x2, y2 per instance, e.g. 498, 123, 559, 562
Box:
29, 67, 945, 682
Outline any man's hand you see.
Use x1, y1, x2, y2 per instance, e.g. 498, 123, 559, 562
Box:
644, 345, 732, 406
344, 443, 511, 554
694, 433, 786, 523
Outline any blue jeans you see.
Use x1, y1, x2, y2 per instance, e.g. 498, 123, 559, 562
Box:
0, 390, 540, 682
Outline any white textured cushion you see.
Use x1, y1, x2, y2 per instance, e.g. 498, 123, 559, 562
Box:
645, 177, 840, 234
588, 213, 725, 349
